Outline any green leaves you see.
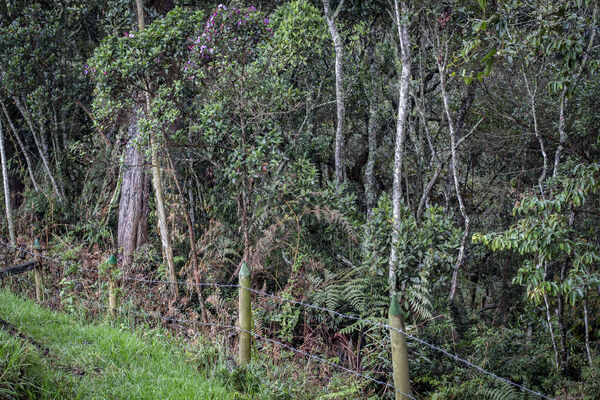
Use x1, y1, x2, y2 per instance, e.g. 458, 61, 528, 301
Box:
477, 0, 488, 12
477, 162, 600, 309
88, 7, 205, 122
267, 0, 330, 73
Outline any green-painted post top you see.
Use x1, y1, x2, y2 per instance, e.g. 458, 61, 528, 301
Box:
107, 254, 117, 267
389, 294, 402, 317
33, 238, 41, 250
239, 262, 250, 277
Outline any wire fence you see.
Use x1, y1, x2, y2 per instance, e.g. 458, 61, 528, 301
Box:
82, 299, 409, 399
0, 240, 555, 400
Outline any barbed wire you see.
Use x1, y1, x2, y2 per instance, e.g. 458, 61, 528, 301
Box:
0, 241, 237, 288
242, 286, 555, 399
1, 240, 555, 400
82, 299, 415, 400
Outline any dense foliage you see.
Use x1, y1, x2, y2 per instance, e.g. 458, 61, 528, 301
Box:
1, 0, 598, 398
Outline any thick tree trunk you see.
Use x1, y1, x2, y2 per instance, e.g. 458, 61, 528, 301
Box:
497, 255, 512, 322
12, 97, 63, 201
118, 112, 148, 269
1, 100, 41, 192
322, 0, 345, 184
0, 118, 15, 245
389, 0, 411, 297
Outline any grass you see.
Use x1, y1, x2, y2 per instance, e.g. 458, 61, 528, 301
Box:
0, 289, 238, 399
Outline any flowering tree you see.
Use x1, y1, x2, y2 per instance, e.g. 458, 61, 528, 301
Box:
186, 5, 297, 270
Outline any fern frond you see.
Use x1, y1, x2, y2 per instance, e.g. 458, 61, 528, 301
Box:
477, 384, 520, 400
304, 206, 358, 244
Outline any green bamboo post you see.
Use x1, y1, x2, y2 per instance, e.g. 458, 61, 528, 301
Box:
33, 238, 43, 302
107, 254, 118, 319
389, 294, 411, 400
238, 262, 251, 365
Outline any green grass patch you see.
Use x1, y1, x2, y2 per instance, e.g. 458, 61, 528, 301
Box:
0, 289, 237, 399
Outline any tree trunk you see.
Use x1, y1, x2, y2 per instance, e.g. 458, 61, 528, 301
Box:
439, 59, 470, 302
523, 70, 548, 199
365, 42, 379, 219
443, 84, 475, 210
150, 132, 178, 298
543, 263, 560, 371
118, 111, 148, 269
0, 100, 41, 192
136, 0, 178, 298
12, 97, 63, 201
556, 263, 568, 374
389, 0, 411, 297
583, 299, 593, 366
413, 91, 441, 221
552, 87, 568, 178
322, 0, 345, 184
0, 118, 15, 245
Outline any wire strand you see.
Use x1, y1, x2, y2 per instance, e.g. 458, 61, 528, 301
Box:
1, 241, 555, 400
1, 241, 237, 288
83, 299, 415, 400
242, 285, 555, 400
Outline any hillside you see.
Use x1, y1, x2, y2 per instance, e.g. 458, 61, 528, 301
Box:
0, 289, 237, 400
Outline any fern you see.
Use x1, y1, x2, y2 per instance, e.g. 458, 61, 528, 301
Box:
306, 205, 358, 244
478, 384, 521, 400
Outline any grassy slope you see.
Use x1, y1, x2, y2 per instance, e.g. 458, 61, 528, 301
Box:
0, 289, 237, 400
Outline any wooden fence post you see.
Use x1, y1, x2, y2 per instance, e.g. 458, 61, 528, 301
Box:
238, 262, 251, 365
107, 254, 118, 319
33, 238, 43, 302
389, 294, 411, 400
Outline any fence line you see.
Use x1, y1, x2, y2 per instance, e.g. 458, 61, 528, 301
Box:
1, 240, 555, 400
242, 286, 555, 400
1, 241, 237, 288
82, 299, 414, 400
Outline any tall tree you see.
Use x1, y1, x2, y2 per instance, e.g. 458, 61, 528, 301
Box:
388, 0, 411, 297
322, 0, 346, 184
135, 0, 178, 298
0, 117, 15, 245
